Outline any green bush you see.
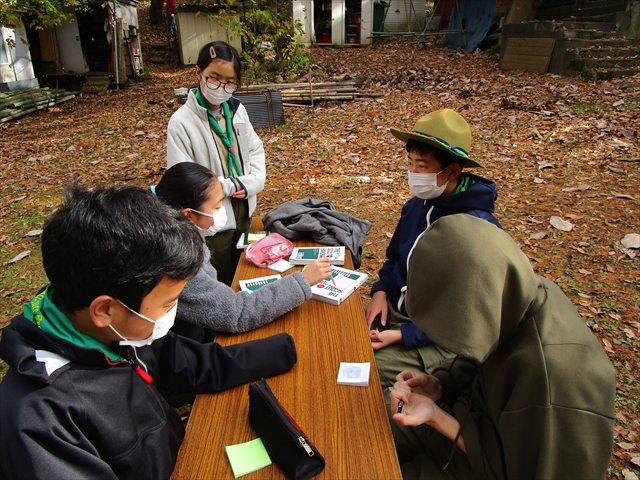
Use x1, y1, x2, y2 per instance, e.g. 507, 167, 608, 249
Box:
211, 0, 311, 83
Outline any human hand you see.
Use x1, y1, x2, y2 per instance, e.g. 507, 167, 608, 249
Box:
391, 378, 465, 452
364, 291, 388, 329
369, 329, 402, 351
302, 258, 333, 286
392, 392, 440, 427
231, 179, 246, 198
395, 370, 442, 401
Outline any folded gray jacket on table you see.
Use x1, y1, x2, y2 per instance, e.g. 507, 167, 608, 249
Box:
262, 198, 372, 269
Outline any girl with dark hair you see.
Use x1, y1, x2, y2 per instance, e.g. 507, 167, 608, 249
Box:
154, 163, 332, 342
166, 40, 265, 286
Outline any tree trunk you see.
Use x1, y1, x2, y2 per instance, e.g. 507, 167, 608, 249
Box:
149, 0, 164, 26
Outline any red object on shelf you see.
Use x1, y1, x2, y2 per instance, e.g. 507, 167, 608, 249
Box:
318, 33, 331, 43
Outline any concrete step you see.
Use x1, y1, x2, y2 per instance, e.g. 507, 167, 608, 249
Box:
561, 29, 626, 40
584, 57, 640, 68
81, 76, 111, 94
565, 13, 617, 22
563, 37, 637, 48
556, 20, 616, 31
595, 68, 640, 81
574, 46, 640, 59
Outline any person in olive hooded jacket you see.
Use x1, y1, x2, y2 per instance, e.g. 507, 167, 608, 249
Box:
388, 214, 615, 480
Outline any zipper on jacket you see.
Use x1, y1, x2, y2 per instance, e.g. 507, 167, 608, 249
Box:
127, 353, 154, 384
127, 350, 183, 443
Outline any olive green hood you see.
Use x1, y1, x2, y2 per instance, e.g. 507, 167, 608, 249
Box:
406, 214, 539, 364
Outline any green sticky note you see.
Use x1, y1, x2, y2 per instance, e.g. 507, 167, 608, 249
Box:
225, 438, 272, 478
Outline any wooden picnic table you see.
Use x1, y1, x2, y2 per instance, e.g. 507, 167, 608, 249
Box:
171, 220, 402, 479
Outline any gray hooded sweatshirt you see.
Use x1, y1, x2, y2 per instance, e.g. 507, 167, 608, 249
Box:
177, 244, 312, 333
404, 214, 615, 480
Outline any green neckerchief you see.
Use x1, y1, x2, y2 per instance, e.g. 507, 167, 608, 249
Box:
194, 87, 243, 177
452, 173, 475, 195
24, 286, 125, 362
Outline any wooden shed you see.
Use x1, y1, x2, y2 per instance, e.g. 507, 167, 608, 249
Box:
175, 6, 242, 65
293, 0, 425, 45
27, 0, 144, 91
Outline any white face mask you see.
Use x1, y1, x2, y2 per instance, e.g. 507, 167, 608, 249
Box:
201, 85, 233, 106
110, 300, 178, 347
190, 207, 228, 237
408, 168, 449, 200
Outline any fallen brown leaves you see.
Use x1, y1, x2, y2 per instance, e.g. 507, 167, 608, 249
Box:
0, 29, 638, 477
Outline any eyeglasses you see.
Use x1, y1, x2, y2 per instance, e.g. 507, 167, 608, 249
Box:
412, 131, 469, 158
201, 74, 237, 94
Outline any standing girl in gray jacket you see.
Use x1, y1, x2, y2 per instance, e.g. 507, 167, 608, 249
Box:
154, 162, 332, 342
167, 41, 264, 286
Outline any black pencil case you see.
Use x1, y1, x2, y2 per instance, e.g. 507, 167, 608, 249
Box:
248, 378, 325, 480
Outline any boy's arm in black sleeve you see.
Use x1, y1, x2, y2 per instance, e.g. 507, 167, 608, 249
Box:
152, 332, 297, 393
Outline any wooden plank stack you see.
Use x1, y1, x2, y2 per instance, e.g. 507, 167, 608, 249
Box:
0, 87, 77, 123
239, 80, 381, 106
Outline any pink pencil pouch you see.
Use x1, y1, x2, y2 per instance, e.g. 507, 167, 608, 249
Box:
245, 233, 294, 268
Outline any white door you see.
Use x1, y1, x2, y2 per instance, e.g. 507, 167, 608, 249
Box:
360, 0, 372, 45
293, 0, 314, 44
55, 8, 85, 74
331, 0, 344, 44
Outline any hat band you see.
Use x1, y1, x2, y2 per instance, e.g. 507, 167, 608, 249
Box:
412, 131, 469, 158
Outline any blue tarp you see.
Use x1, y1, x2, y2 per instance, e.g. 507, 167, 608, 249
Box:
444, 0, 498, 52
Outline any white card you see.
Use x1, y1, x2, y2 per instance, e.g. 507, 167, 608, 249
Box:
267, 259, 295, 273
337, 362, 370, 387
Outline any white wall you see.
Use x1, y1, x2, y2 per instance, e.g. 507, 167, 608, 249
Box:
293, 0, 314, 44
382, 0, 425, 32
176, 12, 242, 65
360, 0, 372, 44
0, 25, 37, 90
55, 7, 85, 73
115, 3, 139, 28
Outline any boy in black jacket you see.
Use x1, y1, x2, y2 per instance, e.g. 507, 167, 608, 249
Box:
0, 185, 296, 480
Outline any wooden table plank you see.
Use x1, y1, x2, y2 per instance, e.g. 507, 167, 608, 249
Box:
172, 225, 401, 480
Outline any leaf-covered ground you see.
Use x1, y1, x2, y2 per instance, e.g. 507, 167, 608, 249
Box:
0, 12, 638, 477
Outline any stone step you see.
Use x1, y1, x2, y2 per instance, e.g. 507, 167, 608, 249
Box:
556, 20, 616, 31
584, 57, 640, 68
81, 76, 111, 94
563, 37, 637, 48
574, 46, 640, 59
561, 29, 626, 40
595, 68, 640, 81
567, 13, 615, 22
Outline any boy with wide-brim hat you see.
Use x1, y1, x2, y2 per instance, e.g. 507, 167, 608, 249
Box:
365, 108, 502, 389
